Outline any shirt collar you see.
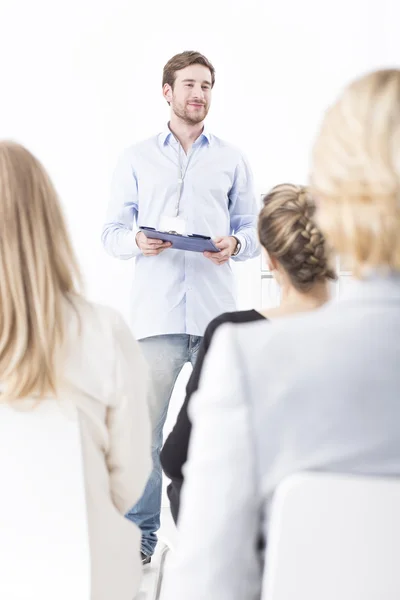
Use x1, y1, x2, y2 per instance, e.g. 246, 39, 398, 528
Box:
160, 124, 211, 147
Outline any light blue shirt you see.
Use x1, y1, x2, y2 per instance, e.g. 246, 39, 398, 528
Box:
102, 127, 260, 340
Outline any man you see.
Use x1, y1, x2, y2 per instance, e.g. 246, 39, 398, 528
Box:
102, 50, 260, 563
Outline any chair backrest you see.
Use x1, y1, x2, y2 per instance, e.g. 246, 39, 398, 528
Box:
0, 400, 90, 600
263, 472, 400, 600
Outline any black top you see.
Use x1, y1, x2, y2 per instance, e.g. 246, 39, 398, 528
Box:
160, 309, 267, 523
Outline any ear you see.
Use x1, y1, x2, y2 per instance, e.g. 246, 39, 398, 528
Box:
264, 250, 278, 272
163, 83, 173, 104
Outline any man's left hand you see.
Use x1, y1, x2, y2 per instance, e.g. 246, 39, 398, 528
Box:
203, 236, 238, 266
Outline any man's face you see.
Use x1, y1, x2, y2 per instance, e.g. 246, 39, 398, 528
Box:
164, 64, 212, 125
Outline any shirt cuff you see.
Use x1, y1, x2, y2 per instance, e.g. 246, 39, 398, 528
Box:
232, 234, 247, 257
131, 226, 142, 257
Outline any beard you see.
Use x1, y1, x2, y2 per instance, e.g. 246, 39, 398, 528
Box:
172, 99, 209, 125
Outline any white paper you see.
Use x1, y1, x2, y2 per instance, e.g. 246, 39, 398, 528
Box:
159, 215, 186, 234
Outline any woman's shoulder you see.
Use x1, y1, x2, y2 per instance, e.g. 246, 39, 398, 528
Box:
208, 309, 264, 332
232, 301, 337, 366
64, 296, 136, 359
204, 309, 265, 347
62, 297, 140, 401
68, 296, 128, 331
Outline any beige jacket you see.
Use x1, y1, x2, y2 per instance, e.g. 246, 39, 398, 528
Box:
62, 298, 151, 599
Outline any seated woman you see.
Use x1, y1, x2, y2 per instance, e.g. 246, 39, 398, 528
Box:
162, 69, 400, 600
160, 182, 336, 522
0, 141, 151, 600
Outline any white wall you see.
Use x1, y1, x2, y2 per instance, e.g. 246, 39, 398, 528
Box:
0, 0, 398, 322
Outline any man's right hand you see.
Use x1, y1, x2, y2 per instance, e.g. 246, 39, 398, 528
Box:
136, 231, 172, 257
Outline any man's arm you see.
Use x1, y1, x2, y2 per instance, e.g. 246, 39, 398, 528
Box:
101, 150, 142, 260
101, 150, 171, 259
203, 154, 260, 266
228, 154, 260, 261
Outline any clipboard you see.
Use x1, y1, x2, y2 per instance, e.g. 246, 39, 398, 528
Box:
140, 226, 221, 253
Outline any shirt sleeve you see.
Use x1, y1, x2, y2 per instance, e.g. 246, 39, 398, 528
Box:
162, 324, 262, 600
101, 149, 142, 259
229, 154, 261, 262
105, 311, 151, 515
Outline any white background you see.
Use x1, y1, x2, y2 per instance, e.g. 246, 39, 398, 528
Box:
0, 0, 397, 321
0, 0, 398, 451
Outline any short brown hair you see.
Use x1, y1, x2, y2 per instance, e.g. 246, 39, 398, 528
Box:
162, 51, 215, 88
258, 184, 336, 292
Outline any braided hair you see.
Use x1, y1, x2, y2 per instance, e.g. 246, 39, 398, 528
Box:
258, 184, 336, 292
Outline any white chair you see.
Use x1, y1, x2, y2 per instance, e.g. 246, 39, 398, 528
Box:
263, 472, 400, 600
0, 401, 91, 600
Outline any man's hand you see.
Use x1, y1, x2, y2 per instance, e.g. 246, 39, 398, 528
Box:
136, 231, 172, 257
203, 236, 238, 266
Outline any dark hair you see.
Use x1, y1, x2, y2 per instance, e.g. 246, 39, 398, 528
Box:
162, 51, 215, 89
258, 184, 337, 292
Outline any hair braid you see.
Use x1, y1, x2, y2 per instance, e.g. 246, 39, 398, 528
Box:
258, 184, 337, 291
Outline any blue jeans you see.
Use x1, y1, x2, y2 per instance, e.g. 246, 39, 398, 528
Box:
126, 334, 202, 556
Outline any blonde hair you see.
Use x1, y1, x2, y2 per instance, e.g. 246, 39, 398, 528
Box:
258, 183, 336, 292
0, 141, 82, 401
311, 69, 400, 276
